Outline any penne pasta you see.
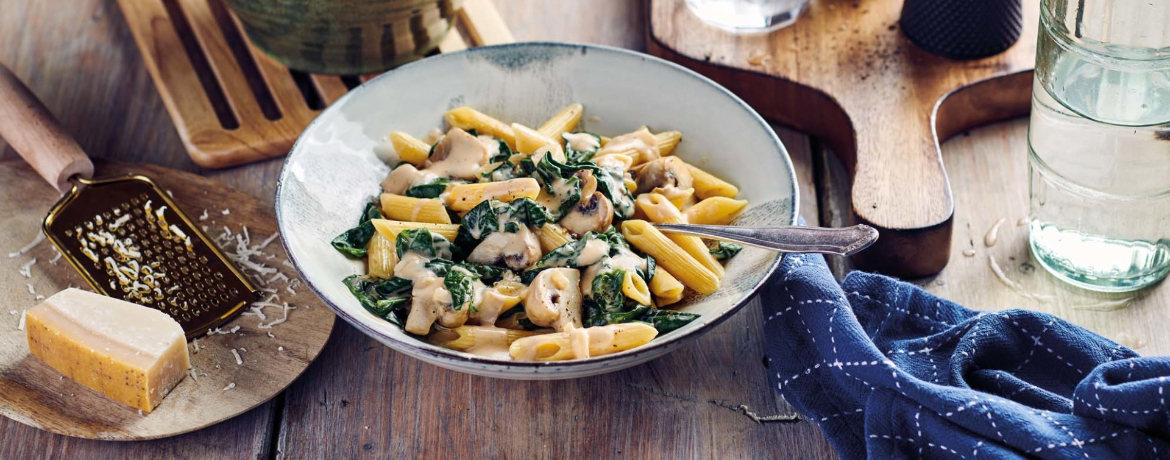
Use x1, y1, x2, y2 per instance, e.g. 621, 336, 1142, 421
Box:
428, 325, 541, 351
655, 131, 682, 156
650, 270, 685, 306
445, 107, 516, 148
635, 193, 725, 278
371, 219, 460, 241
380, 193, 453, 224
622, 271, 653, 306
685, 163, 739, 199
538, 224, 575, 253
388, 131, 430, 166
509, 323, 658, 361
621, 220, 720, 294
444, 178, 541, 212
367, 231, 397, 278
684, 197, 748, 226
537, 103, 583, 140
512, 123, 562, 157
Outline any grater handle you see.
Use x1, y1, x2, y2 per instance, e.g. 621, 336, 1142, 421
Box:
0, 64, 94, 193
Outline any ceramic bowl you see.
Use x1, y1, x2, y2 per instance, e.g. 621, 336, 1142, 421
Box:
276, 42, 798, 379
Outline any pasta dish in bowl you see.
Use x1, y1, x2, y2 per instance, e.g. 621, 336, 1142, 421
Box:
276, 43, 797, 379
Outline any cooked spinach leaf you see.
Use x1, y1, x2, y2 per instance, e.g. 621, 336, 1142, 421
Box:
506, 197, 554, 228
444, 268, 478, 312
395, 228, 456, 260
533, 154, 583, 218
343, 275, 411, 322
584, 269, 627, 326
532, 232, 609, 270
403, 178, 451, 199
563, 132, 601, 164
455, 198, 554, 251
331, 201, 382, 258
709, 241, 743, 260
490, 139, 513, 163
639, 255, 656, 284
638, 309, 700, 334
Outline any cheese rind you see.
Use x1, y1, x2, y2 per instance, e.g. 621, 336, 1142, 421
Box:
25, 288, 189, 413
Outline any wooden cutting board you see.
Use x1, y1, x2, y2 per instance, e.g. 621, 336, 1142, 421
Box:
0, 160, 334, 440
648, 0, 1040, 278
116, 0, 513, 170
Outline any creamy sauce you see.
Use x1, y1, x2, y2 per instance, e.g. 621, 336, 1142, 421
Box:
563, 132, 600, 153
598, 128, 659, 163
576, 239, 610, 266
397, 253, 449, 335
477, 134, 501, 159
593, 153, 633, 172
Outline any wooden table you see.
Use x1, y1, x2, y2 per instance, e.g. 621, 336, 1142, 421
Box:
1, 1, 1165, 458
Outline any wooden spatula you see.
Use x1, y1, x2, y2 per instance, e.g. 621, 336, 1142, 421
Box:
0, 64, 259, 339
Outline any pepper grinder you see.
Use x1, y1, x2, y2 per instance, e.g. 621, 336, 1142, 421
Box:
900, 0, 1024, 60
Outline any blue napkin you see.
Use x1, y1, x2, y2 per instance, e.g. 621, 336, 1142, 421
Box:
760, 253, 1170, 459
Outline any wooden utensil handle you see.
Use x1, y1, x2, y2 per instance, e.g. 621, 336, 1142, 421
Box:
0, 64, 93, 192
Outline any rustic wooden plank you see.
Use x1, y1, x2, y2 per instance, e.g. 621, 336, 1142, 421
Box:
309, 75, 349, 106
0, 0, 280, 457
174, 0, 266, 121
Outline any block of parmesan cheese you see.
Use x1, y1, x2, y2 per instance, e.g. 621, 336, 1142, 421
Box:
25, 288, 190, 413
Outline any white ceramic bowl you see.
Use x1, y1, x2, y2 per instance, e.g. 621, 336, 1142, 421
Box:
276, 42, 797, 379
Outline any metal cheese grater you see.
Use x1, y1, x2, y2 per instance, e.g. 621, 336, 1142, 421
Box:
0, 65, 259, 339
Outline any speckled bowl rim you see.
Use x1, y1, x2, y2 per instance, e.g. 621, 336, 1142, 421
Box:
275, 41, 798, 372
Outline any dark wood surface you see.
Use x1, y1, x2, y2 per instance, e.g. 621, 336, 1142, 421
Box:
6, 1, 1162, 459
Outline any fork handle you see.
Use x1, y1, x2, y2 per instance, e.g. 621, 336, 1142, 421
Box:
653, 223, 879, 257
0, 63, 93, 193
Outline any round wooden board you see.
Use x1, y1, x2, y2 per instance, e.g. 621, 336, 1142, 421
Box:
0, 160, 335, 440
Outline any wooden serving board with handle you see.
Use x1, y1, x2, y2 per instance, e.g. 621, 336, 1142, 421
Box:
648, 0, 1040, 278
0, 159, 335, 440
115, 0, 514, 170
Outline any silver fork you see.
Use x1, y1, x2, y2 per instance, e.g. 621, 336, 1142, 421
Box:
653, 224, 879, 256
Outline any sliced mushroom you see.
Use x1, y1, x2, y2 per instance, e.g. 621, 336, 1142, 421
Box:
559, 192, 613, 237
631, 157, 693, 195
467, 225, 541, 271
426, 127, 489, 180
382, 163, 433, 194
524, 268, 582, 331
597, 128, 660, 164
